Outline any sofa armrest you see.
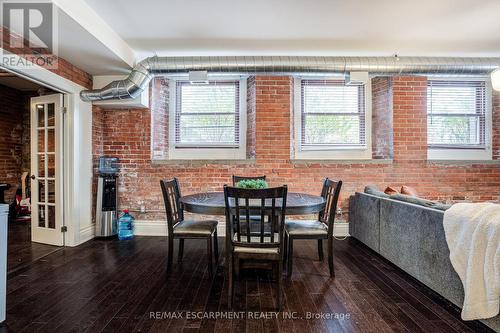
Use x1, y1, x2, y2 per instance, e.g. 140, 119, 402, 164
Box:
349, 192, 381, 252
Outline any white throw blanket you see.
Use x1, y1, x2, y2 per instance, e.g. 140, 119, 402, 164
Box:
443, 202, 500, 321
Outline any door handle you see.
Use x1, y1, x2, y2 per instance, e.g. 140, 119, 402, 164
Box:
31, 175, 36, 180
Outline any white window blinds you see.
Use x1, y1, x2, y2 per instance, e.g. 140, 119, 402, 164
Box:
301, 80, 366, 149
427, 80, 487, 149
175, 81, 240, 148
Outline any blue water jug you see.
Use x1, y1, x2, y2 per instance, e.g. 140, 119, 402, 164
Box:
117, 209, 134, 240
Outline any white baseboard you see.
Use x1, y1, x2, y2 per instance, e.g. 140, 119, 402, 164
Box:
134, 220, 225, 236
78, 224, 95, 245
134, 220, 168, 236
134, 220, 350, 237
333, 222, 350, 237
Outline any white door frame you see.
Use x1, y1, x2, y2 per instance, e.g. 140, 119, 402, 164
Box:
1, 49, 94, 247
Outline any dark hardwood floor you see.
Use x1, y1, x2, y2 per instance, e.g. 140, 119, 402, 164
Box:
1, 236, 493, 333
7, 221, 61, 274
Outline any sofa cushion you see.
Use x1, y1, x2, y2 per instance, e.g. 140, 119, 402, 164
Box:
364, 185, 390, 198
430, 202, 453, 211
390, 193, 435, 208
384, 186, 400, 195
401, 185, 418, 197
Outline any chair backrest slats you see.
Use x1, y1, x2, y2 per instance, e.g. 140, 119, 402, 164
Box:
235, 193, 241, 242
271, 198, 276, 243
224, 185, 287, 250
260, 198, 265, 243
160, 178, 184, 236
245, 198, 251, 243
318, 178, 343, 236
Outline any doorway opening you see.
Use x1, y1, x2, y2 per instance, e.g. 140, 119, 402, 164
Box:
0, 69, 64, 274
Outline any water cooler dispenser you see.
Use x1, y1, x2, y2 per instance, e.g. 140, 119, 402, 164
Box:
96, 157, 119, 237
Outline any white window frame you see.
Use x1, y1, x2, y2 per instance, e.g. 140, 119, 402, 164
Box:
168, 75, 247, 160
427, 76, 492, 161
293, 75, 372, 160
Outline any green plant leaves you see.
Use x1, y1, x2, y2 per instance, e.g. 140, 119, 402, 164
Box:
235, 179, 268, 189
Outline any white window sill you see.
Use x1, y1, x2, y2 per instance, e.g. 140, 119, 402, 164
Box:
427, 148, 492, 161
168, 147, 246, 160
291, 159, 392, 164
294, 148, 372, 160
151, 158, 255, 165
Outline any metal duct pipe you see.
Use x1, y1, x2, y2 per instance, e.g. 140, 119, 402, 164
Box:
80, 56, 500, 101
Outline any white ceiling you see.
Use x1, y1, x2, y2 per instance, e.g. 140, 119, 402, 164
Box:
83, 0, 500, 60
57, 9, 132, 75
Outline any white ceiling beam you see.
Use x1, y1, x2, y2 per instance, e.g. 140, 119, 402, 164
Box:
53, 0, 136, 68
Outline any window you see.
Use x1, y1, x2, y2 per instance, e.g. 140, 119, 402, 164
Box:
175, 81, 240, 147
427, 79, 492, 160
294, 78, 371, 160
168, 76, 247, 160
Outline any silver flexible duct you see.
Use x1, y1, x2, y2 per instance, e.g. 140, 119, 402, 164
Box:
80, 56, 500, 101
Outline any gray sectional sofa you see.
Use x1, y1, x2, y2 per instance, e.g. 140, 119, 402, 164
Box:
349, 191, 500, 332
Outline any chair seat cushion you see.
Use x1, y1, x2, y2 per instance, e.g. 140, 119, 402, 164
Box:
233, 246, 279, 254
285, 220, 328, 236
173, 219, 217, 235
232, 233, 280, 254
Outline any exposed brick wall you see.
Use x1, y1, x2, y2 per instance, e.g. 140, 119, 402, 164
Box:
371, 77, 393, 159
246, 77, 257, 159
91, 105, 104, 222
0, 84, 25, 203
392, 76, 428, 161
92, 75, 500, 222
150, 78, 169, 160
255, 77, 292, 165
0, 26, 92, 89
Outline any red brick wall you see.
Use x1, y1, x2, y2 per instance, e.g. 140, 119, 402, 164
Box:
0, 26, 92, 89
372, 77, 393, 159
150, 78, 169, 160
92, 75, 500, 221
246, 77, 257, 159
392, 76, 428, 161
0, 84, 25, 203
91, 105, 104, 222
255, 77, 292, 165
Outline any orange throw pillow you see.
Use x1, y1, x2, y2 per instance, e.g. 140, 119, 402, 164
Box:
384, 186, 399, 195
401, 185, 418, 197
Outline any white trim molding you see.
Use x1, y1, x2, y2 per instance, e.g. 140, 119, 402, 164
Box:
79, 224, 96, 244
333, 221, 350, 237
134, 220, 349, 238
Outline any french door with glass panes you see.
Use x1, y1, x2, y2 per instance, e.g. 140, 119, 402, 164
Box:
31, 94, 64, 246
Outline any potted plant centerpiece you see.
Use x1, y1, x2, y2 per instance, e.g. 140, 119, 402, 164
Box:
235, 179, 268, 190
235, 179, 269, 205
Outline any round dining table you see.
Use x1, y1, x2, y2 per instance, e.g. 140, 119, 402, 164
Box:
180, 192, 325, 216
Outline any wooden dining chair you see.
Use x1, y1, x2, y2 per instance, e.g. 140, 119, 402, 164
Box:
224, 185, 287, 309
160, 178, 219, 276
285, 178, 342, 278
231, 175, 266, 186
